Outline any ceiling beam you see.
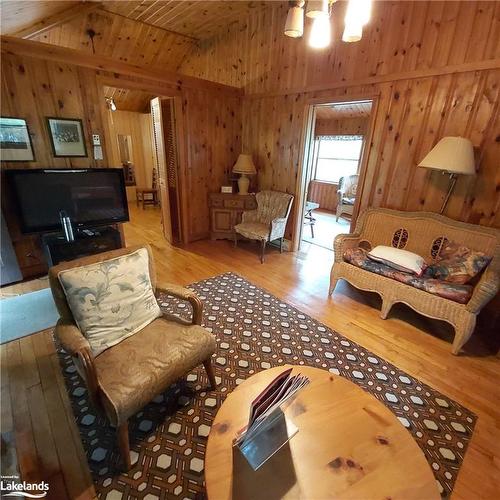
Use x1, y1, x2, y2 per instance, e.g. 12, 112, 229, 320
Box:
0, 35, 243, 97
13, 2, 103, 40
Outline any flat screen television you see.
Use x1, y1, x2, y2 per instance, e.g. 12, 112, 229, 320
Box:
7, 168, 130, 233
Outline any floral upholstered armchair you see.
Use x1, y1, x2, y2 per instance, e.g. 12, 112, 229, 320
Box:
336, 174, 359, 221
49, 245, 216, 470
234, 190, 294, 263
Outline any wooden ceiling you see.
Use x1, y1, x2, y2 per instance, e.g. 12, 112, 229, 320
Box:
0, 1, 76, 35
315, 102, 373, 120
1, 0, 274, 41
101, 1, 271, 39
103, 86, 156, 113
30, 9, 195, 72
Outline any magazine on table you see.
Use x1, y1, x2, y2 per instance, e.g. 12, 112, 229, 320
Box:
234, 368, 310, 447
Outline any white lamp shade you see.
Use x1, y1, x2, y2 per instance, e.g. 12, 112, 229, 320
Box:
345, 0, 372, 26
308, 14, 331, 48
284, 5, 304, 38
232, 154, 257, 175
342, 22, 362, 42
306, 0, 329, 18
418, 137, 475, 175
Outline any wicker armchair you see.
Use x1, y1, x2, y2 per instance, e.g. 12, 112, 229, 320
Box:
330, 208, 499, 354
49, 245, 217, 470
336, 175, 359, 221
234, 190, 294, 263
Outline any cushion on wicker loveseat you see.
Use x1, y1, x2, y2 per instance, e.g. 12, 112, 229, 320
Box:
343, 248, 473, 304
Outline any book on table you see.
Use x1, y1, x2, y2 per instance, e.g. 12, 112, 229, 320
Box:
234, 368, 310, 470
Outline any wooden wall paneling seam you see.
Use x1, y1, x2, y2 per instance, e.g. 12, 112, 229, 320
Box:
0, 36, 243, 97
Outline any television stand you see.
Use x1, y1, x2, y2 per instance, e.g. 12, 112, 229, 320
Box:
42, 226, 123, 266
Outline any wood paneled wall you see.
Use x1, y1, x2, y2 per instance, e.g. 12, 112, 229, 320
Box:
30, 9, 195, 73
315, 116, 368, 137
1, 53, 109, 170
181, 1, 500, 237
308, 180, 338, 212
0, 43, 241, 278
242, 69, 500, 238
181, 1, 500, 93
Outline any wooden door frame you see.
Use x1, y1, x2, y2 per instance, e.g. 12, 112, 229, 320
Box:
292, 93, 380, 251
97, 76, 189, 244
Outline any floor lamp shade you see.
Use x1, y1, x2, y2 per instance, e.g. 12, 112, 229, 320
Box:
418, 137, 475, 214
418, 137, 475, 175
233, 154, 256, 195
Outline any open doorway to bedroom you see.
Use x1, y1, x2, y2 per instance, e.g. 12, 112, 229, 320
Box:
102, 85, 183, 245
298, 99, 374, 251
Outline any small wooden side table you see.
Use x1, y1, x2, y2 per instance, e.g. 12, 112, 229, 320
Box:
205, 365, 439, 500
209, 193, 257, 240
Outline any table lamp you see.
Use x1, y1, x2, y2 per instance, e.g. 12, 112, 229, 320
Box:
232, 154, 256, 195
418, 137, 475, 214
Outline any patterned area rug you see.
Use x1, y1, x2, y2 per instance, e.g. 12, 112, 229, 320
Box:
57, 272, 476, 499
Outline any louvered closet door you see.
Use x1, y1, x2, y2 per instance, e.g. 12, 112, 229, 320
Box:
150, 97, 173, 243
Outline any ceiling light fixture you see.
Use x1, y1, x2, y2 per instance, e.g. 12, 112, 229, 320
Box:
105, 97, 117, 111
342, 22, 362, 43
343, 0, 372, 42
284, 1, 305, 38
309, 14, 331, 49
305, 0, 329, 18
284, 0, 370, 46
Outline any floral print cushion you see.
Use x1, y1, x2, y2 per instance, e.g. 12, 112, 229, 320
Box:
424, 241, 491, 285
344, 248, 473, 304
58, 248, 162, 355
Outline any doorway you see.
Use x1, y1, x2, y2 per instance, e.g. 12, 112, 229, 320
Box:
103, 86, 182, 244
297, 99, 375, 251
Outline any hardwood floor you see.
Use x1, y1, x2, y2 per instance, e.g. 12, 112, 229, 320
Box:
1, 204, 499, 499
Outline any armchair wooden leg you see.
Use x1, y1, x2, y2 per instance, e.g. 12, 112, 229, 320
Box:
117, 421, 132, 471
260, 240, 266, 263
280, 237, 284, 253
203, 359, 217, 390
234, 231, 238, 247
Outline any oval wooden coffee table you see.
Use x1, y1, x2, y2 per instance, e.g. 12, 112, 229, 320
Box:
205, 365, 439, 500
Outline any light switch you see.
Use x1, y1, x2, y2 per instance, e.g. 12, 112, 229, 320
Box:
92, 134, 101, 146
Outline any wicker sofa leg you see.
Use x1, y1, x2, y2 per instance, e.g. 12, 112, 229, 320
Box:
380, 297, 394, 319
329, 267, 339, 296
451, 314, 476, 355
329, 278, 338, 296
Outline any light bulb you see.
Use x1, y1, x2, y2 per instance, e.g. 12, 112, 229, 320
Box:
306, 0, 329, 18
284, 5, 304, 38
110, 99, 117, 111
345, 0, 372, 27
342, 23, 362, 42
308, 14, 331, 48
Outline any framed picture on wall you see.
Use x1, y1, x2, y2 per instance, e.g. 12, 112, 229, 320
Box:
0, 117, 35, 162
46, 117, 87, 157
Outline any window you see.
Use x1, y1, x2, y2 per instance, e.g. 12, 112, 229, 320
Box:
314, 136, 363, 183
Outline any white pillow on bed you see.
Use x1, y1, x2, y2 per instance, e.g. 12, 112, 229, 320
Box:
367, 245, 426, 276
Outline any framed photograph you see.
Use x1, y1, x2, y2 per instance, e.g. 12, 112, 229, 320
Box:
47, 117, 87, 157
0, 117, 35, 162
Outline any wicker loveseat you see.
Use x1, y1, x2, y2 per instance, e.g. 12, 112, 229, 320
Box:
329, 208, 499, 354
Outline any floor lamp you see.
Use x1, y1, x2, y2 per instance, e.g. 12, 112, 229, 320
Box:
418, 137, 475, 214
